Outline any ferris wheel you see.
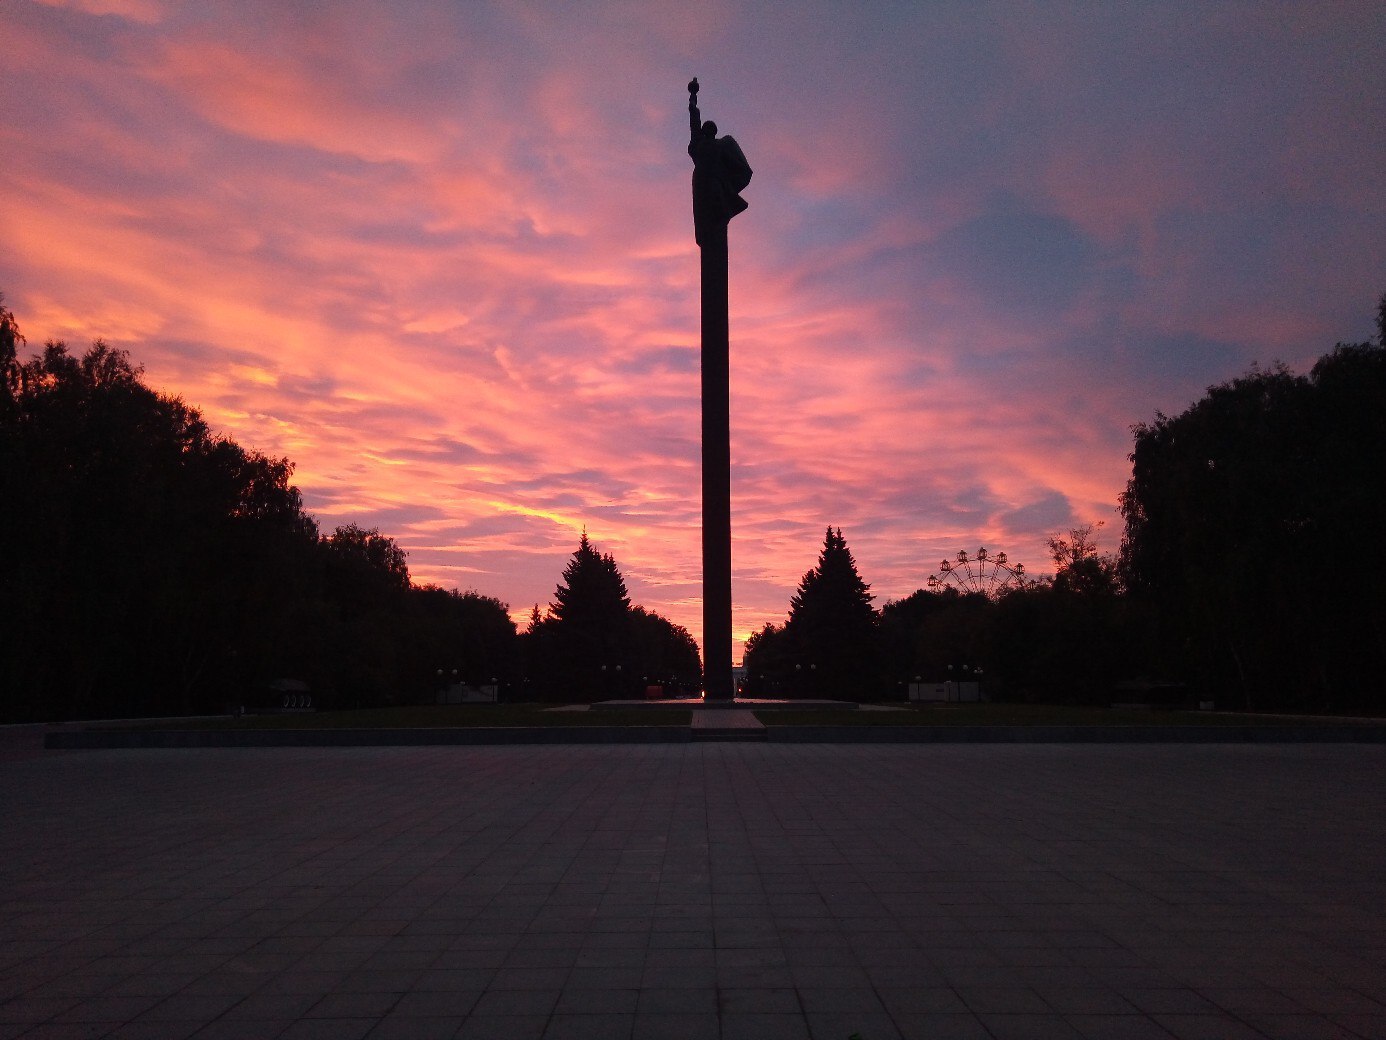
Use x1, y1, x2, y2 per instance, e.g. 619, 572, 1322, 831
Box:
927, 547, 1028, 598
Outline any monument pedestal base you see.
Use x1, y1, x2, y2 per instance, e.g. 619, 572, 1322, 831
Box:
592, 698, 861, 711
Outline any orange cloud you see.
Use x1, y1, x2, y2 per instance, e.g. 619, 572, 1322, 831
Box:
3, 0, 1382, 664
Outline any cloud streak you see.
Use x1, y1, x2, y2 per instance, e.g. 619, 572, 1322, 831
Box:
3, 0, 1383, 655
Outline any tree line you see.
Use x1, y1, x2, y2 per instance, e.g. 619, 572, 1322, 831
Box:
742, 522, 1136, 704
746, 292, 1386, 713
0, 297, 696, 721
5, 290, 1383, 718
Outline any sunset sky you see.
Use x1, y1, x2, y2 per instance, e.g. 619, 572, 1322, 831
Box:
4, 0, 1383, 661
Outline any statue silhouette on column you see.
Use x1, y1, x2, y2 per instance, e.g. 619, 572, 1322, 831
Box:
688, 78, 749, 702
688, 78, 752, 247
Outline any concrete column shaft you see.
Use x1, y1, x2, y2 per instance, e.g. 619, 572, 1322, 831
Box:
700, 227, 733, 701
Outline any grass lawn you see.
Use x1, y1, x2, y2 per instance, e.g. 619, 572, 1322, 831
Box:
753, 703, 1379, 727
99, 702, 1383, 732
113, 705, 692, 730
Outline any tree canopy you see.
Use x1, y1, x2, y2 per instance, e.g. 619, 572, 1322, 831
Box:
1, 295, 705, 718
11, 288, 1385, 718
550, 530, 631, 629
1, 330, 324, 718
1119, 319, 1386, 710
744, 527, 878, 699
522, 532, 698, 700
0, 300, 519, 720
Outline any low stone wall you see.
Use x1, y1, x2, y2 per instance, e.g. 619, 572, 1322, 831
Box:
767, 724, 1386, 743
45, 726, 692, 749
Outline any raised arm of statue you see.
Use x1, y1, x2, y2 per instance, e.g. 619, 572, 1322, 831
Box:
688, 78, 701, 141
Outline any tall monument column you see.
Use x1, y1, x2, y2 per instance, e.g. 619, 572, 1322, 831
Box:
700, 224, 732, 701
687, 78, 751, 702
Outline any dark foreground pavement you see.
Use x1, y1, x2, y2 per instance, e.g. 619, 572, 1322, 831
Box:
2, 744, 1384, 1040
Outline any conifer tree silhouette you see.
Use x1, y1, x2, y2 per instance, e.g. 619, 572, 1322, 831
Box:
544, 531, 633, 698
551, 530, 631, 627
783, 527, 877, 699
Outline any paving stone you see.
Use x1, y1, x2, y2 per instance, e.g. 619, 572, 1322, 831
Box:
1124, 987, 1223, 1014
954, 984, 1051, 1014
134, 993, 242, 1021
1238, 1014, 1363, 1039
49, 995, 159, 1023
716, 963, 794, 989
875, 985, 967, 1014
1148, 1013, 1267, 1039
305, 991, 401, 1018
192, 1019, 297, 1040
795, 985, 884, 1014
638, 965, 716, 989
889, 1012, 993, 1039
635, 986, 717, 1014
1329, 1013, 1386, 1037
461, 1013, 552, 1039
790, 964, 870, 989
805, 1010, 902, 1039
556, 987, 639, 1014
720, 1011, 812, 1040
631, 1011, 720, 1040
109, 1021, 205, 1040
977, 1012, 1086, 1038
469, 987, 560, 1016
221, 992, 319, 1019
2, 744, 1384, 1040
387, 988, 480, 1017
542, 1011, 635, 1039
488, 966, 570, 990
278, 1018, 376, 1040
363, 1016, 459, 1040
565, 966, 643, 990
719, 987, 801, 1014
1064, 1013, 1183, 1039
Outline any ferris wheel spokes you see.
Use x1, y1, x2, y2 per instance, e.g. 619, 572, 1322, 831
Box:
927, 547, 1027, 597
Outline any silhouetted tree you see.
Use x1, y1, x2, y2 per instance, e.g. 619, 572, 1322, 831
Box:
534, 531, 634, 699
627, 606, 702, 696
402, 585, 517, 701
322, 523, 410, 591
0, 295, 531, 720
0, 332, 318, 719
0, 296, 20, 423
877, 587, 994, 695
1120, 295, 1386, 710
915, 590, 994, 685
552, 530, 630, 623
781, 527, 877, 699
742, 622, 792, 697
310, 525, 415, 707
988, 526, 1133, 704
1047, 523, 1118, 597
517, 535, 702, 701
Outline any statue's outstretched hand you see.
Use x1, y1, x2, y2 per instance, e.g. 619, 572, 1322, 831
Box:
688, 77, 699, 94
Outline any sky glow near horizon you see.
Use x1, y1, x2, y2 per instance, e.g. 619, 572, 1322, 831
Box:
3, 0, 1384, 661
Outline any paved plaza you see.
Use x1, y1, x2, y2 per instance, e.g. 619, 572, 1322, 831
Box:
2, 743, 1385, 1040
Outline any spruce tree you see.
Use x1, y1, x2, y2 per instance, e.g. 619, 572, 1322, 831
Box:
545, 531, 633, 698
551, 530, 631, 627
784, 527, 878, 699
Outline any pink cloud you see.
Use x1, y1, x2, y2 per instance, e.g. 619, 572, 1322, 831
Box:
2, 1, 1382, 663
